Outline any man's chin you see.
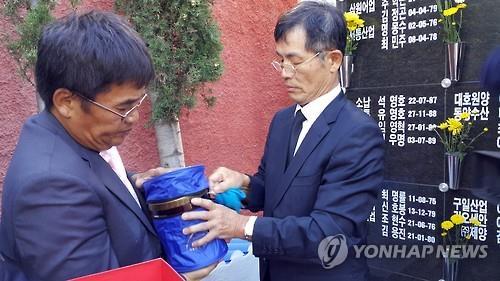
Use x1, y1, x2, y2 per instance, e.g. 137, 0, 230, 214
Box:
111, 139, 126, 147
288, 92, 304, 104
106, 136, 127, 149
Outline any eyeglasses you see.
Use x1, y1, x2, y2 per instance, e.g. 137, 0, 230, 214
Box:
73, 91, 148, 121
271, 52, 321, 76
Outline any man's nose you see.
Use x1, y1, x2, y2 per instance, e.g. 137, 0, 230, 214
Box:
281, 68, 294, 79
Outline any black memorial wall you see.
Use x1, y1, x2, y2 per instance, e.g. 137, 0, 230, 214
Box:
336, 0, 500, 280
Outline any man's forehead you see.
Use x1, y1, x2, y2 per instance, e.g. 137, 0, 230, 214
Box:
275, 26, 308, 57
275, 42, 307, 58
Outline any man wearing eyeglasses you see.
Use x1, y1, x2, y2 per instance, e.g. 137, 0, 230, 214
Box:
0, 11, 211, 281
182, 2, 384, 281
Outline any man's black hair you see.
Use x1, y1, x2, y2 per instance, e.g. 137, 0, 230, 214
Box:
35, 10, 154, 108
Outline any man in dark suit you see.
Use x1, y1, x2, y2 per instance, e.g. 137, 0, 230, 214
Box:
481, 47, 500, 93
0, 11, 209, 281
182, 2, 384, 281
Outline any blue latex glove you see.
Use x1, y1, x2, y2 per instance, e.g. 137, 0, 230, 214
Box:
214, 187, 246, 213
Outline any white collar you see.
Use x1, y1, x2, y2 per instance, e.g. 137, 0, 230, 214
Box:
294, 84, 341, 123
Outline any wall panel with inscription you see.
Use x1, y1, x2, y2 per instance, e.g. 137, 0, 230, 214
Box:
337, 0, 500, 280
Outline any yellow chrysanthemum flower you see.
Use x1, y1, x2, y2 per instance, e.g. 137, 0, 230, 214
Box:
447, 118, 463, 135
344, 12, 360, 22
354, 18, 365, 27
470, 217, 481, 226
438, 122, 449, 130
457, 3, 467, 9
443, 7, 459, 16
441, 220, 454, 230
347, 22, 358, 32
459, 111, 470, 120
451, 214, 465, 225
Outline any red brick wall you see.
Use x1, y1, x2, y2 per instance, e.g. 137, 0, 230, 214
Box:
181, 0, 296, 175
0, 8, 38, 194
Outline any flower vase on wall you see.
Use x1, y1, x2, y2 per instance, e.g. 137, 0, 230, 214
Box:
443, 253, 460, 281
340, 55, 354, 89
446, 42, 465, 82
446, 152, 463, 190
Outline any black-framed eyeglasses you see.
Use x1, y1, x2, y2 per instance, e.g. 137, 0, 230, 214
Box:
73, 91, 148, 121
271, 52, 321, 76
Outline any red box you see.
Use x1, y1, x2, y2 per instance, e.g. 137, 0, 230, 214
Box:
69, 258, 183, 281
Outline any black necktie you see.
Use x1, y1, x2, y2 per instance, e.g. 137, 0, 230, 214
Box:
287, 110, 306, 167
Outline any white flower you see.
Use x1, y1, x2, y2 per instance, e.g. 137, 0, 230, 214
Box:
454, 0, 465, 3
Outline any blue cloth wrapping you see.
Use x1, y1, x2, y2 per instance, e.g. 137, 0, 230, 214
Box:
144, 165, 208, 201
143, 165, 228, 273
215, 188, 246, 212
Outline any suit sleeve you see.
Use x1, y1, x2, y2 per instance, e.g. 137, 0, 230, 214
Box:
252, 121, 384, 260
13, 172, 119, 280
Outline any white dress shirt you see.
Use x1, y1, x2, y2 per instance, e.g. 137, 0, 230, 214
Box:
100, 146, 142, 208
292, 84, 341, 155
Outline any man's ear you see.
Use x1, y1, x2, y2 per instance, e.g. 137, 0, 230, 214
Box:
326, 50, 344, 72
52, 88, 78, 118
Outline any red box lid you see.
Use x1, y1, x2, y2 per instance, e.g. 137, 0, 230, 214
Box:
69, 258, 183, 281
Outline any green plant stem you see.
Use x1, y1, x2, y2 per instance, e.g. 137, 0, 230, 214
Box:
115, 0, 224, 122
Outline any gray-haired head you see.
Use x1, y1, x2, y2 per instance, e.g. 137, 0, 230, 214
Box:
274, 1, 347, 55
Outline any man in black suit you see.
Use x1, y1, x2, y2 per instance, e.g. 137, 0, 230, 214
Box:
182, 2, 384, 281
0, 11, 210, 281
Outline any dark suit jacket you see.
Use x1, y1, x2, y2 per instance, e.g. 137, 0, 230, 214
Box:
248, 92, 384, 281
0, 111, 162, 281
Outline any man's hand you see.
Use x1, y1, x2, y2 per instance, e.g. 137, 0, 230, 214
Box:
181, 198, 250, 248
209, 167, 250, 194
182, 262, 218, 281
131, 167, 178, 188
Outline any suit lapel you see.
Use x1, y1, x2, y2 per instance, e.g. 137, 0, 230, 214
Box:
38, 111, 157, 237
87, 152, 158, 236
277, 108, 296, 174
270, 93, 348, 211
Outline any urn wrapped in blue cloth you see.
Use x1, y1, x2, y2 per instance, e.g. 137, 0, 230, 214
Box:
142, 165, 228, 273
